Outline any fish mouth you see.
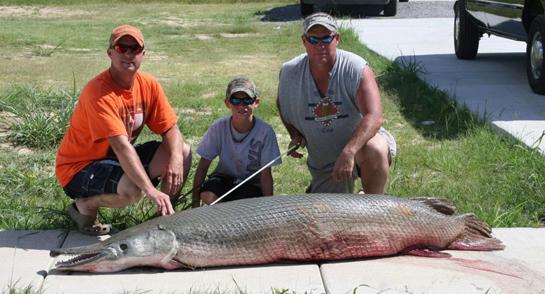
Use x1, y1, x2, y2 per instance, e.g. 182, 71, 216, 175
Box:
54, 252, 107, 269
50, 245, 112, 270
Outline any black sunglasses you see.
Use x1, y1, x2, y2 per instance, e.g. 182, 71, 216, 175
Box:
112, 44, 144, 54
305, 34, 335, 45
229, 96, 256, 106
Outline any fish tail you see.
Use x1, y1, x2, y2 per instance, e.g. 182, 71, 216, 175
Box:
447, 213, 505, 251
411, 197, 456, 215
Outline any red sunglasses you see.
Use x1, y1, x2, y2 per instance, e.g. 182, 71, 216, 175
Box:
112, 44, 144, 54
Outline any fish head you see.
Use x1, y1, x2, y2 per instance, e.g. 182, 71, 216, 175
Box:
50, 225, 179, 272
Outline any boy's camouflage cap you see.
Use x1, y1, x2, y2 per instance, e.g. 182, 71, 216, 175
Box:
226, 77, 257, 98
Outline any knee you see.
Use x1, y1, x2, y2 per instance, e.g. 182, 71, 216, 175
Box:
116, 185, 143, 207
183, 142, 192, 165
355, 139, 389, 170
200, 191, 217, 205
183, 142, 191, 158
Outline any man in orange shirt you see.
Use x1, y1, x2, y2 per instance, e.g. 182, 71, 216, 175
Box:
56, 24, 192, 235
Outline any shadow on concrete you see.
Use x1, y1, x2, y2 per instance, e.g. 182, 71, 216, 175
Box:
47, 262, 318, 276
258, 4, 387, 22
0, 231, 65, 251
0, 230, 103, 251
47, 266, 164, 276
383, 49, 545, 141
258, 4, 302, 22
396, 51, 544, 118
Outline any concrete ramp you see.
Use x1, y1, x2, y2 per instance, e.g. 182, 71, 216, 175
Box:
0, 230, 65, 291
1, 228, 544, 293
341, 18, 545, 155
43, 231, 325, 293
320, 228, 545, 294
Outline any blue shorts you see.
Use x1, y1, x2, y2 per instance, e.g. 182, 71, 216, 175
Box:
63, 141, 161, 199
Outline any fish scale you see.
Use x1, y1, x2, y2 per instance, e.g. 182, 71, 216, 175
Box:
171, 194, 472, 266
50, 194, 504, 272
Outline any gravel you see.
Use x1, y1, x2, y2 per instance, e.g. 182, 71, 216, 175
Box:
261, 0, 455, 22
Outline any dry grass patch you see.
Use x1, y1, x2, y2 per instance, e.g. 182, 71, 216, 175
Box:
219, 33, 260, 38
177, 107, 214, 118
0, 5, 95, 18
194, 34, 213, 40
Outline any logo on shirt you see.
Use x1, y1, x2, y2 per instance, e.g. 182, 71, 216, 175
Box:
312, 97, 339, 127
121, 104, 144, 143
246, 138, 263, 173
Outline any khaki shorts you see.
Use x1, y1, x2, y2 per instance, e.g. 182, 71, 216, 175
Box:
307, 127, 396, 194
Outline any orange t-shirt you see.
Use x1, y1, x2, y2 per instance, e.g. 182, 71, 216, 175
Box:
55, 69, 177, 187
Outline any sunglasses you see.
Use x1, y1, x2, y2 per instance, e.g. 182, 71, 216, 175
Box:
112, 44, 144, 54
305, 34, 336, 45
229, 96, 256, 106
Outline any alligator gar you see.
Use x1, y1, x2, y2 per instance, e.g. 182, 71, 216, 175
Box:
50, 194, 504, 272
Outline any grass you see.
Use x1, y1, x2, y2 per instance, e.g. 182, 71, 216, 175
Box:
0, 1, 543, 233
1, 278, 314, 294
2, 283, 311, 294
0, 86, 77, 149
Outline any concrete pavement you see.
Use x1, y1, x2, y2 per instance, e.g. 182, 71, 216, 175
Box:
342, 18, 545, 154
2, 228, 545, 293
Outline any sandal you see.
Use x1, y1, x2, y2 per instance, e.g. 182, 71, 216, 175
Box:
67, 203, 111, 236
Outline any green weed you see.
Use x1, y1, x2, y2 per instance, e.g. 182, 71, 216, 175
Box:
30, 40, 65, 57
1, 280, 43, 294
0, 87, 77, 149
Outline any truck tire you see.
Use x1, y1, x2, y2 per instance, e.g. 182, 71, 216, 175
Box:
384, 0, 397, 16
454, 0, 480, 59
300, 0, 314, 17
527, 15, 545, 94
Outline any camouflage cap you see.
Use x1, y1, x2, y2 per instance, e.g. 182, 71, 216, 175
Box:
226, 77, 257, 99
303, 12, 337, 34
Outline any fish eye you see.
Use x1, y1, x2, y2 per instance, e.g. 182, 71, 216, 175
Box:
120, 244, 128, 251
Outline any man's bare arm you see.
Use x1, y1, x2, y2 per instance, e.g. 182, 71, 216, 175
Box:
276, 96, 306, 158
192, 157, 211, 208
160, 126, 185, 196
259, 167, 274, 196
333, 66, 384, 181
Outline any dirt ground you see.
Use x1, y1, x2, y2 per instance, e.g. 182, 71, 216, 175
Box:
0, 111, 32, 155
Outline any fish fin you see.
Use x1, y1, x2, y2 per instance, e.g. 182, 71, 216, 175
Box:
410, 197, 456, 215
448, 213, 505, 251
162, 259, 186, 270
448, 234, 505, 251
405, 248, 451, 258
171, 257, 197, 270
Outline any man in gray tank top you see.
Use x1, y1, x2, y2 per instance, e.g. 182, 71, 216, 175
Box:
277, 12, 396, 194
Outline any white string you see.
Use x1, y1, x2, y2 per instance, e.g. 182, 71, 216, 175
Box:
210, 144, 299, 205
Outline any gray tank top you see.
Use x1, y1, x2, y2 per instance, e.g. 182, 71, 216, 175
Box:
278, 49, 367, 171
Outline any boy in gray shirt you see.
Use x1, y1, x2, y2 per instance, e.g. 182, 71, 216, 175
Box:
192, 77, 281, 206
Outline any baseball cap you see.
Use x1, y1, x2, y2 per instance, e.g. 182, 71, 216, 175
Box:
226, 77, 257, 99
109, 24, 144, 47
303, 12, 337, 34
